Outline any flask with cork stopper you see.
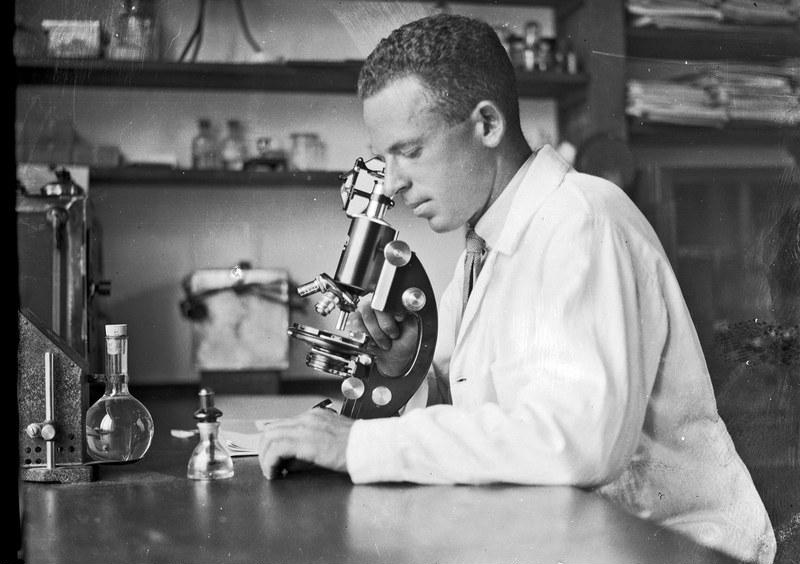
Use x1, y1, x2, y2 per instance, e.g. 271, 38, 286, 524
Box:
85, 324, 154, 463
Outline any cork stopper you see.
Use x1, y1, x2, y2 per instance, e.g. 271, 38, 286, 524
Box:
105, 324, 128, 337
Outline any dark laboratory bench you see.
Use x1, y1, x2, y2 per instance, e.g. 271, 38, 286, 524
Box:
20, 389, 739, 564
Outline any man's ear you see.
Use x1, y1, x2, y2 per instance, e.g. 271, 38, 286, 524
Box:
470, 100, 505, 148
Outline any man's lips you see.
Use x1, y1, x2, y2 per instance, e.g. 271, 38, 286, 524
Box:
408, 199, 431, 216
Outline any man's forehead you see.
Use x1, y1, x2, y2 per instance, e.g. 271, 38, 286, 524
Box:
363, 77, 443, 151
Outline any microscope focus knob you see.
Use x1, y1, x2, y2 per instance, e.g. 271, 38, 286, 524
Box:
25, 423, 42, 439
371, 386, 392, 407
402, 287, 427, 312
341, 377, 365, 400
41, 421, 57, 441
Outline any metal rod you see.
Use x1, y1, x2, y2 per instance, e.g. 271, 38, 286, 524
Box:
44, 352, 55, 470
336, 311, 350, 332
51, 222, 61, 335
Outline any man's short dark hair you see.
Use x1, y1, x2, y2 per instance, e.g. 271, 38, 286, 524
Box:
357, 13, 520, 125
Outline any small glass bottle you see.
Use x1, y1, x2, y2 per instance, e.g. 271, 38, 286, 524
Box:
108, 0, 158, 61
290, 132, 324, 171
221, 119, 248, 171
187, 388, 234, 480
507, 34, 525, 70
191, 118, 220, 170
86, 324, 154, 463
563, 39, 579, 75
536, 38, 556, 72
522, 20, 540, 72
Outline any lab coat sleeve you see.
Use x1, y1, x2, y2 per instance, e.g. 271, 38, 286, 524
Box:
346, 211, 667, 485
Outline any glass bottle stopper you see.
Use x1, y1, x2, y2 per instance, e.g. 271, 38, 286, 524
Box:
194, 387, 222, 422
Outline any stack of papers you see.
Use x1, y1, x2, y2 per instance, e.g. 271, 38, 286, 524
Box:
627, 79, 728, 126
628, 0, 723, 29
627, 61, 800, 127
628, 0, 799, 28
721, 0, 800, 26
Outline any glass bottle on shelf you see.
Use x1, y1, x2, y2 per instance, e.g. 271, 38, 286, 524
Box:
562, 39, 579, 75
507, 34, 525, 70
536, 38, 556, 72
290, 133, 326, 171
187, 388, 234, 480
191, 118, 220, 170
108, 0, 159, 61
86, 324, 154, 464
221, 119, 248, 171
523, 20, 540, 72
243, 137, 288, 171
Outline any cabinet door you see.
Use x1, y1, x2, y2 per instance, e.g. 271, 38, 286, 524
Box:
639, 165, 798, 383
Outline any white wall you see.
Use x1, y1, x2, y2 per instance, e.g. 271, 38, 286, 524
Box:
17, 0, 559, 384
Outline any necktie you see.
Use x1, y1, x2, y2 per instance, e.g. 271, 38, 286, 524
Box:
462, 227, 486, 313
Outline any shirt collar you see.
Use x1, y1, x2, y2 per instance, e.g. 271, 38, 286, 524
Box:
472, 151, 537, 251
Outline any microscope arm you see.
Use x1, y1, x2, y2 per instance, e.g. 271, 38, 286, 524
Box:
341, 251, 437, 419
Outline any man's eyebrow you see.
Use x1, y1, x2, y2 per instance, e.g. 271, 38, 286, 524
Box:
367, 136, 423, 157
386, 137, 423, 154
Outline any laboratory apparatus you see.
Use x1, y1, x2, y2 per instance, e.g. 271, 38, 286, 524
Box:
18, 309, 96, 482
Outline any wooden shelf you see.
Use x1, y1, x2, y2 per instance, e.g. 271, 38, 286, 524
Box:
626, 26, 800, 61
628, 120, 797, 145
346, 0, 583, 20
16, 58, 588, 100
90, 166, 342, 187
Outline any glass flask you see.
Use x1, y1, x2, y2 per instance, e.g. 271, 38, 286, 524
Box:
86, 324, 154, 463
187, 388, 234, 480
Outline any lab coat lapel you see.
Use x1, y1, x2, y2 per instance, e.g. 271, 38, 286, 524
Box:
455, 146, 571, 346
456, 249, 495, 343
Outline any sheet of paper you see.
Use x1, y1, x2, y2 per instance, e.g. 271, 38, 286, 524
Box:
220, 419, 273, 457
211, 396, 342, 457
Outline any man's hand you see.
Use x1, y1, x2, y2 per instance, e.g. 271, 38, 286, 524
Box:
258, 407, 354, 479
348, 296, 420, 377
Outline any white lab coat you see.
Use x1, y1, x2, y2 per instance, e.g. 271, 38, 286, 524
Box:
346, 146, 776, 564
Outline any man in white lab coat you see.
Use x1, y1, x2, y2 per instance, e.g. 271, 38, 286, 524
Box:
258, 13, 776, 564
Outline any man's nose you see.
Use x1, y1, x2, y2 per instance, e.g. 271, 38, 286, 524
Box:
383, 158, 411, 198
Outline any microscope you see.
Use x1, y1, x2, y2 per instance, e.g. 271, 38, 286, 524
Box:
289, 157, 437, 419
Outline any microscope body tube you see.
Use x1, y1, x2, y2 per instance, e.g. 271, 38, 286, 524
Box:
334, 216, 397, 296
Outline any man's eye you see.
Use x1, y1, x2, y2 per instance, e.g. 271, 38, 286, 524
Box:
401, 147, 422, 159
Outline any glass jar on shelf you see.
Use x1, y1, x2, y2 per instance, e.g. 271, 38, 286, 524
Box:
221, 119, 248, 171
289, 132, 326, 171
191, 118, 220, 170
536, 38, 556, 72
522, 20, 540, 72
507, 34, 525, 70
243, 137, 288, 171
558, 39, 579, 74
108, 0, 159, 61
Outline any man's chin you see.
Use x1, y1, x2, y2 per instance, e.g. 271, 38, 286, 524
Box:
426, 217, 458, 234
